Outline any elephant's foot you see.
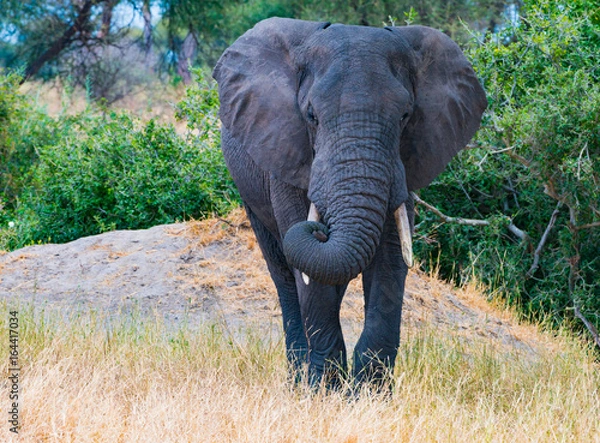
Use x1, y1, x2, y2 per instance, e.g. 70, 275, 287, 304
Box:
352, 345, 397, 393
305, 344, 348, 390
285, 346, 309, 385
310, 361, 348, 391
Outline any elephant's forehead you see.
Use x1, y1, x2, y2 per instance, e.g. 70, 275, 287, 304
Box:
322, 23, 393, 42
302, 24, 412, 67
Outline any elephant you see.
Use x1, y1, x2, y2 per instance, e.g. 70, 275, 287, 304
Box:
213, 17, 486, 388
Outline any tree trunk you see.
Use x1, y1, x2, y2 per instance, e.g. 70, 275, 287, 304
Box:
177, 30, 197, 84
21, 0, 96, 83
142, 0, 153, 64
97, 0, 117, 40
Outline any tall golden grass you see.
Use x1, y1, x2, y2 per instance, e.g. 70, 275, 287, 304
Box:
1, 303, 598, 442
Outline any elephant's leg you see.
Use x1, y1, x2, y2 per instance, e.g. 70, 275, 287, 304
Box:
352, 214, 408, 387
245, 207, 308, 372
267, 177, 349, 388
296, 276, 348, 388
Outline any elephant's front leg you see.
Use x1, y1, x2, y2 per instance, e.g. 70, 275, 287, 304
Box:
244, 207, 309, 374
352, 214, 408, 387
295, 273, 348, 388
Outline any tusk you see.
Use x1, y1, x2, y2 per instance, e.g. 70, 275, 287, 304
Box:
302, 273, 310, 285
394, 203, 414, 268
302, 203, 320, 285
307, 202, 319, 222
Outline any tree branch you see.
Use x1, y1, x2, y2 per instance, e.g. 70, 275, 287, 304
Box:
575, 221, 600, 231
507, 223, 529, 242
411, 193, 488, 226
498, 137, 531, 167
97, 0, 117, 40
527, 202, 562, 277
411, 192, 528, 241
142, 0, 153, 63
573, 304, 600, 349
567, 206, 581, 295
20, 0, 97, 83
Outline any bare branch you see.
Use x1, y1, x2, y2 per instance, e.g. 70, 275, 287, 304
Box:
567, 205, 582, 298
507, 223, 529, 242
527, 202, 562, 277
573, 304, 600, 349
506, 176, 520, 209
543, 179, 564, 203
506, 150, 532, 168
97, 0, 117, 40
490, 145, 517, 154
21, 0, 99, 83
569, 205, 578, 228
177, 30, 198, 85
411, 193, 488, 226
499, 137, 532, 167
575, 221, 600, 231
411, 192, 529, 241
142, 0, 153, 63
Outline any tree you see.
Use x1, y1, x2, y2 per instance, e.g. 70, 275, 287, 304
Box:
160, 0, 230, 82
294, 0, 509, 44
1, 0, 106, 81
1, 1, 165, 101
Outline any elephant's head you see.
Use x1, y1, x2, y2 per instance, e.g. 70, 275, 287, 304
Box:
213, 18, 486, 286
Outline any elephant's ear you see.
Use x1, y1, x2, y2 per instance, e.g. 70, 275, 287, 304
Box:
389, 25, 487, 191
213, 18, 329, 190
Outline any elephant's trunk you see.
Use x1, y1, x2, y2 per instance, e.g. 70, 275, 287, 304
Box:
283, 119, 399, 285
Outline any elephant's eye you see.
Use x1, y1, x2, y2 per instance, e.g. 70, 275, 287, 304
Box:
307, 103, 318, 125
401, 112, 409, 122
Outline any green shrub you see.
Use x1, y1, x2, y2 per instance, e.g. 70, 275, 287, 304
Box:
0, 71, 60, 210
12, 112, 237, 247
0, 71, 23, 209
416, 0, 600, 335
0, 70, 239, 250
175, 68, 221, 140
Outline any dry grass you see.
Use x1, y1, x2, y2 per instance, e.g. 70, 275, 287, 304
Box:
171, 209, 281, 318
19, 79, 187, 133
1, 302, 598, 442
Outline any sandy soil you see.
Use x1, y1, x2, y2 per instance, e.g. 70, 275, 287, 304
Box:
0, 209, 548, 355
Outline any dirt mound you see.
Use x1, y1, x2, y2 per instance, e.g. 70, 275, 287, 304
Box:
0, 209, 548, 355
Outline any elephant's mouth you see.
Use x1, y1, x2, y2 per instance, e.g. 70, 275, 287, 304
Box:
299, 202, 413, 285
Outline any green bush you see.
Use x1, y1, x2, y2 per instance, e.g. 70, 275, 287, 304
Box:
0, 71, 61, 211
0, 71, 239, 250
416, 0, 599, 335
0, 71, 23, 206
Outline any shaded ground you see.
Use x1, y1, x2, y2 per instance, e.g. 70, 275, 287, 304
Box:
0, 209, 549, 355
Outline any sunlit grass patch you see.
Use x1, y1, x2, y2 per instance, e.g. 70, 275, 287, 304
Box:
1, 303, 598, 442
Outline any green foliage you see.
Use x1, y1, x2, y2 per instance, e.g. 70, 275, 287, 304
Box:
212, 0, 508, 51
293, 0, 506, 44
417, 0, 600, 334
220, 0, 295, 42
0, 71, 62, 210
175, 68, 220, 138
0, 70, 239, 250
0, 71, 29, 206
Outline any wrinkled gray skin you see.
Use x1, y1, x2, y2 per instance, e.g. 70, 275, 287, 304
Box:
213, 18, 486, 388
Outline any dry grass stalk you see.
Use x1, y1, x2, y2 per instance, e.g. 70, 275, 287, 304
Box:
1, 306, 598, 442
